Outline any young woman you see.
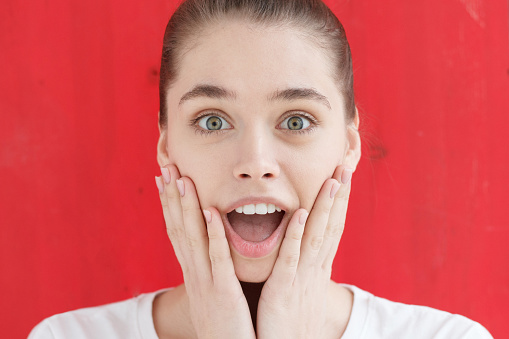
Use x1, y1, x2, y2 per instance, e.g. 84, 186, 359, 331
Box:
29, 0, 493, 338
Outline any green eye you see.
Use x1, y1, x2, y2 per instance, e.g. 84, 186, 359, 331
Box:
206, 117, 222, 130
280, 116, 310, 130
198, 115, 231, 131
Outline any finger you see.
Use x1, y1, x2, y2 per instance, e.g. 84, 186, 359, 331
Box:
269, 209, 308, 287
178, 176, 212, 283
296, 178, 340, 273
205, 207, 238, 290
161, 165, 185, 226
157, 166, 186, 267
319, 166, 352, 269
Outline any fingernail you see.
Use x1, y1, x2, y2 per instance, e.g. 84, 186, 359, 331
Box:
299, 211, 309, 225
176, 179, 185, 197
330, 181, 341, 198
155, 176, 164, 193
161, 167, 171, 184
341, 168, 353, 185
203, 210, 212, 223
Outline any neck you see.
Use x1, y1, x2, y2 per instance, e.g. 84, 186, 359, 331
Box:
240, 280, 265, 332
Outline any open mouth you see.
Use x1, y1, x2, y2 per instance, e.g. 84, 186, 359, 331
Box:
223, 202, 287, 258
226, 204, 285, 242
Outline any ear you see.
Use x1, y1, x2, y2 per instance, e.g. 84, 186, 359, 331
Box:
343, 107, 361, 171
156, 112, 170, 167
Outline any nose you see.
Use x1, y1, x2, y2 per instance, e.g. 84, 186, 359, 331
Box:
232, 129, 280, 181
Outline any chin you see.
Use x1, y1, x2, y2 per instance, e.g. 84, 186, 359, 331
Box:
231, 252, 277, 283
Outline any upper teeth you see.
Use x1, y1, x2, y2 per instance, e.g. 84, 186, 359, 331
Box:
234, 203, 282, 215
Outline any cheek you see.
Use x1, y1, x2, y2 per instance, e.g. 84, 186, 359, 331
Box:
285, 138, 344, 210
167, 134, 228, 204
167, 126, 219, 171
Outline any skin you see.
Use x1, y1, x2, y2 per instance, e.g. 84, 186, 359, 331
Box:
155, 19, 361, 338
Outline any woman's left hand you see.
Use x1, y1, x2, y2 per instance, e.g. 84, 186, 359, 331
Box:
256, 165, 352, 339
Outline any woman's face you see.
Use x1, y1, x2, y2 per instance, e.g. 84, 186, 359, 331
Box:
158, 19, 360, 282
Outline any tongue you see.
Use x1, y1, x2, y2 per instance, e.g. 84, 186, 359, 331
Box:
228, 212, 284, 242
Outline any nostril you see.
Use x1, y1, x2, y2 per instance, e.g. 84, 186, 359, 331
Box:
238, 173, 274, 179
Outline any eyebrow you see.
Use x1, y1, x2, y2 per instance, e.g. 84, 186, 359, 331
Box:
178, 84, 331, 110
268, 87, 331, 110
178, 84, 237, 107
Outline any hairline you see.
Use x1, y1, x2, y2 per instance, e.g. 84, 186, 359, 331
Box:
160, 9, 351, 128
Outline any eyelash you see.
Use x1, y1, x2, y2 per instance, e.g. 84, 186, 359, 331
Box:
278, 112, 319, 135
189, 111, 319, 136
189, 112, 231, 136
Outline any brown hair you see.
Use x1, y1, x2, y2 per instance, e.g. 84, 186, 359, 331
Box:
159, 0, 354, 128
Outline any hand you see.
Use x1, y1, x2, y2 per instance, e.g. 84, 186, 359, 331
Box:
156, 165, 256, 339
256, 165, 353, 339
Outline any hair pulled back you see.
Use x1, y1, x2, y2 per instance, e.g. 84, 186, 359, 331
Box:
159, 0, 355, 128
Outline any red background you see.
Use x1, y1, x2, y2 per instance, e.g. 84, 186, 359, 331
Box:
1, 0, 508, 337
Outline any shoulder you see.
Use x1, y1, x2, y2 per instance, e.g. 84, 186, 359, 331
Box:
28, 289, 170, 339
340, 284, 493, 339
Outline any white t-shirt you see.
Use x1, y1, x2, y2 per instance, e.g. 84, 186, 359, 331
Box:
28, 284, 493, 339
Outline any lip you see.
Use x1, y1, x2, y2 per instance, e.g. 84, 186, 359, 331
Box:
221, 196, 291, 259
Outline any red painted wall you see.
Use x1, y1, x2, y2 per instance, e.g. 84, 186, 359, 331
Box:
1, 0, 507, 337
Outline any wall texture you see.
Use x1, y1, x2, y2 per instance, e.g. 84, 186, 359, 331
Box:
1, 0, 508, 337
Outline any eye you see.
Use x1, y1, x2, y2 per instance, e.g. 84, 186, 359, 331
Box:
198, 115, 231, 131
279, 115, 311, 130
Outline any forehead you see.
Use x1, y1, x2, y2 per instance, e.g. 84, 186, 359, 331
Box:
168, 19, 341, 108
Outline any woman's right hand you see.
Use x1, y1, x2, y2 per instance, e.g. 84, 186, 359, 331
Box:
155, 165, 256, 339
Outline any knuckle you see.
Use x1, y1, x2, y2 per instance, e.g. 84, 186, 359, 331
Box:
326, 222, 344, 238
159, 197, 169, 208
167, 225, 184, 240
185, 234, 199, 249
209, 252, 229, 266
181, 203, 194, 214
284, 253, 300, 267
166, 190, 181, 202
336, 195, 349, 203
317, 203, 332, 215
334, 188, 350, 202
207, 229, 223, 241
321, 264, 332, 277
289, 231, 303, 241
310, 235, 324, 251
